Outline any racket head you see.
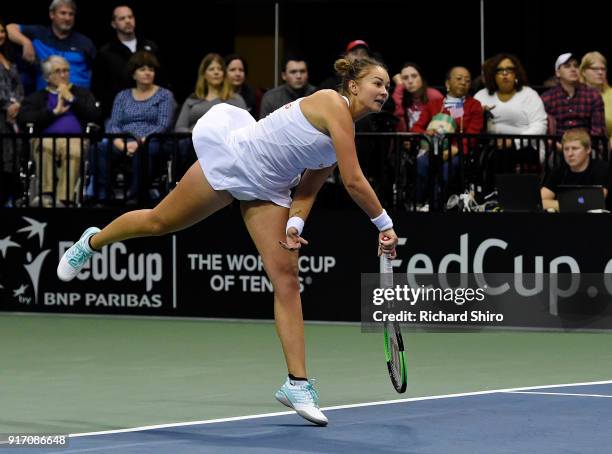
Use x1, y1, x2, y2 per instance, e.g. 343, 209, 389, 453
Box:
380, 254, 407, 393
384, 321, 407, 393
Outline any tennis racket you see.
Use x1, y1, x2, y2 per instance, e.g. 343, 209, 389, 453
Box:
381, 253, 407, 393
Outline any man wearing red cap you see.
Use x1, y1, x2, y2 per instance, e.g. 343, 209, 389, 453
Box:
345, 39, 370, 59
318, 40, 371, 91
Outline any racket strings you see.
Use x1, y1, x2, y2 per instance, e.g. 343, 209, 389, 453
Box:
389, 335, 402, 382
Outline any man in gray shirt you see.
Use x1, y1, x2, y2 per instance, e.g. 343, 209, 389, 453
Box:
260, 55, 316, 118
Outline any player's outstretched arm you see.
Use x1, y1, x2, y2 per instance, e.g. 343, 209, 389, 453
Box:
298, 90, 398, 253
315, 94, 383, 218
321, 92, 398, 253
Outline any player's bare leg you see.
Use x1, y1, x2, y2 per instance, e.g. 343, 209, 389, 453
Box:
58, 162, 232, 281
240, 200, 305, 377
241, 200, 327, 426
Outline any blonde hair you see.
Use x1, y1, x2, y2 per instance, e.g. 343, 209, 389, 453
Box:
334, 56, 386, 97
562, 128, 591, 149
579, 51, 609, 91
194, 53, 233, 101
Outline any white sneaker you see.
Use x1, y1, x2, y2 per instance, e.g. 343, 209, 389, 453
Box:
57, 227, 100, 281
275, 378, 328, 426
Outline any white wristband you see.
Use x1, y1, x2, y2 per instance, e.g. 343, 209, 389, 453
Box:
286, 216, 305, 236
371, 209, 393, 232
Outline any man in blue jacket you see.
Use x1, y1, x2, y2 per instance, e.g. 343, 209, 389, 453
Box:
7, 0, 96, 91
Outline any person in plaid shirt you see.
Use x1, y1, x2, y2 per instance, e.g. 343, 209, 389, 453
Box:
541, 52, 606, 138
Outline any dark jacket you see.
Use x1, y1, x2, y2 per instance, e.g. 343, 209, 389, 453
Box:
238, 83, 259, 119
18, 85, 100, 132
259, 83, 317, 118
91, 35, 160, 118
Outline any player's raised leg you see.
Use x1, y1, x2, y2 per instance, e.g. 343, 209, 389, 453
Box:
58, 162, 233, 281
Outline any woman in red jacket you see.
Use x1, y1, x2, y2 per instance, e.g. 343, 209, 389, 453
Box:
392, 62, 443, 131
411, 66, 483, 205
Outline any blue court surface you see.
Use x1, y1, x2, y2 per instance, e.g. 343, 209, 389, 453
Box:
8, 380, 611, 453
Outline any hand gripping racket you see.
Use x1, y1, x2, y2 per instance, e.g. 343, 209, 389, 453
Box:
380, 253, 407, 393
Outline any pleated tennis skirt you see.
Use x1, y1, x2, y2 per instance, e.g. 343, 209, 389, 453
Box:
192, 103, 293, 207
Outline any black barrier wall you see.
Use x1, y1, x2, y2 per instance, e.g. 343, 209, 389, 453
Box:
1, 208, 612, 325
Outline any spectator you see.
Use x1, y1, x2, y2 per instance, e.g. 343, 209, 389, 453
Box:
412, 66, 483, 137
392, 62, 443, 131
175, 53, 246, 132
580, 51, 612, 142
475, 53, 548, 184
91, 51, 175, 202
92, 4, 160, 120
173, 53, 245, 182
225, 54, 259, 119
0, 19, 25, 206
541, 128, 608, 211
18, 55, 99, 207
260, 55, 316, 118
541, 53, 606, 137
475, 53, 547, 136
412, 66, 484, 203
7, 0, 96, 90
345, 40, 370, 59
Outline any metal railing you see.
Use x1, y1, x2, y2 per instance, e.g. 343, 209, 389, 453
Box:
1, 131, 609, 211
0, 131, 193, 208
355, 132, 610, 211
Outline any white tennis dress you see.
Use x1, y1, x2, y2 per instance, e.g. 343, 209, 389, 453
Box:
192, 97, 340, 207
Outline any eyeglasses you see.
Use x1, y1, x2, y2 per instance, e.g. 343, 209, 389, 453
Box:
587, 66, 607, 72
495, 67, 516, 75
52, 68, 70, 75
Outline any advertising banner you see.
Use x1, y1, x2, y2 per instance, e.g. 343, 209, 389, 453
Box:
1, 209, 611, 327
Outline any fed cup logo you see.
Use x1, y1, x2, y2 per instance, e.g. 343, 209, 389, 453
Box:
0, 216, 51, 305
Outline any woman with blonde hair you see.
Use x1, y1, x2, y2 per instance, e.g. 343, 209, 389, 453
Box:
580, 51, 612, 140
175, 53, 246, 132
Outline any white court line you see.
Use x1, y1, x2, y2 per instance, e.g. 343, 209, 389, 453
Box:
4, 311, 612, 332
505, 391, 612, 398
0, 311, 360, 326
66, 378, 612, 439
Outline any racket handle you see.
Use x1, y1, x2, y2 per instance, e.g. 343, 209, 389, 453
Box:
380, 253, 393, 274
381, 236, 393, 259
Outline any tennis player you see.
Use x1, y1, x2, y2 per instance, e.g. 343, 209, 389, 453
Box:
58, 56, 398, 426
